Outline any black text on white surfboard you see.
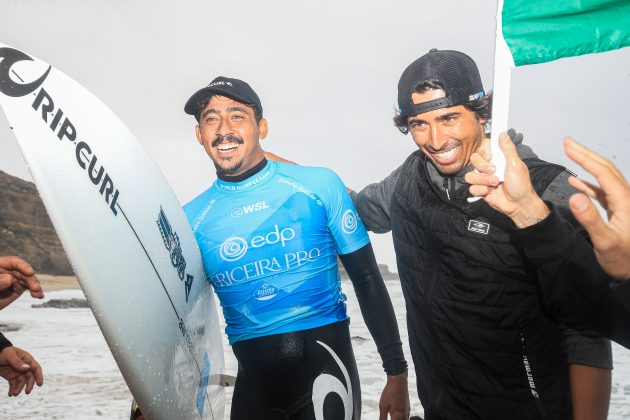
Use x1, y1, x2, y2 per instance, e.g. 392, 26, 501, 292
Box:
0, 47, 51, 97
157, 207, 195, 303
0, 47, 120, 216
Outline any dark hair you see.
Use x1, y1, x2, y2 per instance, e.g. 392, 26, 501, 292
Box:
393, 80, 492, 134
194, 95, 263, 124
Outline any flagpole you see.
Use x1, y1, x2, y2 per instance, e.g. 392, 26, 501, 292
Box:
490, 0, 514, 182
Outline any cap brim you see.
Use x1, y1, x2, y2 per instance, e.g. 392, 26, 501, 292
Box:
184, 86, 255, 116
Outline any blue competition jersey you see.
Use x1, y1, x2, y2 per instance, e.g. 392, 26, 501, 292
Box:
184, 161, 370, 344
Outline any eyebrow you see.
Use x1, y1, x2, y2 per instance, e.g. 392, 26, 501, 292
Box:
201, 109, 219, 119
436, 112, 460, 121
201, 106, 248, 120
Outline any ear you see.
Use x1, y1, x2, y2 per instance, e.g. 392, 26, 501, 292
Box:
195, 125, 203, 145
258, 118, 268, 140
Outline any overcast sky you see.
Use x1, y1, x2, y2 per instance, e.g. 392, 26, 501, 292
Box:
1, 0, 629, 270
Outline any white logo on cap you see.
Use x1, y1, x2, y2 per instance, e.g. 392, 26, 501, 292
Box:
209, 81, 233, 87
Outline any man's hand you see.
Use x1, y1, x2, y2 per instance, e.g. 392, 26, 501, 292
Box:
0, 346, 44, 396
564, 138, 630, 280
465, 132, 550, 228
379, 372, 410, 420
0, 256, 44, 310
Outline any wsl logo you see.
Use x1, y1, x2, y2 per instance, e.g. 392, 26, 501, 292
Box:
230, 201, 270, 218
341, 209, 358, 234
0, 47, 121, 216
157, 207, 194, 302
220, 237, 249, 262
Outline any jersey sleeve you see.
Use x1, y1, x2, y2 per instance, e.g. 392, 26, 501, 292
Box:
315, 168, 370, 255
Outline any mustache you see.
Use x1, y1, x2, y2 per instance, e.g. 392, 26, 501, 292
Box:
212, 134, 244, 148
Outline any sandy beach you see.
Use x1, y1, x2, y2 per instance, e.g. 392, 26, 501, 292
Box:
37, 274, 80, 292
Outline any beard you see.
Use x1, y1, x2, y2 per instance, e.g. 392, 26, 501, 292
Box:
212, 134, 245, 176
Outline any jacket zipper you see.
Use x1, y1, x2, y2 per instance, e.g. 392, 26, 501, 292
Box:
521, 332, 548, 418
443, 177, 451, 200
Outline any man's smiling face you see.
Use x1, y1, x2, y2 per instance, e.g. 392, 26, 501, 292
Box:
407, 88, 486, 175
195, 95, 267, 177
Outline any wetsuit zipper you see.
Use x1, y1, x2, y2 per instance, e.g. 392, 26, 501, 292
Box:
520, 332, 548, 418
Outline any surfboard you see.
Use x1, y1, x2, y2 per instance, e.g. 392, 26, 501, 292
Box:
0, 42, 225, 419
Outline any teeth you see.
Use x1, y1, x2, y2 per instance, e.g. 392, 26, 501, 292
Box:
217, 143, 238, 151
435, 147, 458, 159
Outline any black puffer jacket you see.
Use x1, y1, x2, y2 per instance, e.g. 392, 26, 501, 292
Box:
391, 151, 571, 420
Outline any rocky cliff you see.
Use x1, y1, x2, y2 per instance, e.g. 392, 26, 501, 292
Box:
0, 170, 73, 275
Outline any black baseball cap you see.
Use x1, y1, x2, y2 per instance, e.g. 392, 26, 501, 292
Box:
184, 76, 263, 118
397, 49, 484, 118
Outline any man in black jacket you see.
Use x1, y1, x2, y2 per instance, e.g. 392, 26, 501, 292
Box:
352, 49, 612, 419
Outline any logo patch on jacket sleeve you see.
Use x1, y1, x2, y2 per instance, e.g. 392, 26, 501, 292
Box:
468, 219, 490, 235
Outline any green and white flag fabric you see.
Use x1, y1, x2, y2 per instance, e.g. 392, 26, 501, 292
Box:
503, 0, 630, 66
490, 0, 630, 180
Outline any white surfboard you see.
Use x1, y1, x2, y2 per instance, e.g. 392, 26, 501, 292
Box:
0, 43, 225, 419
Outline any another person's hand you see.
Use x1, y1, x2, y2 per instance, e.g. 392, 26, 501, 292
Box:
465, 132, 549, 228
379, 372, 410, 420
564, 138, 630, 280
0, 256, 44, 310
0, 346, 44, 396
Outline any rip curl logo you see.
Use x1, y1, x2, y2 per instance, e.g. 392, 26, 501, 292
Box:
0, 47, 51, 97
467, 219, 490, 235
157, 207, 194, 302
220, 237, 249, 262
341, 209, 358, 234
0, 46, 120, 216
468, 91, 484, 101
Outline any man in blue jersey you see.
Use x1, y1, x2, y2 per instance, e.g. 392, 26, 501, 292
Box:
182, 77, 409, 420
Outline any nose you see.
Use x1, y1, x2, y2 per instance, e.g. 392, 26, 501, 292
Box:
216, 118, 233, 136
427, 124, 446, 150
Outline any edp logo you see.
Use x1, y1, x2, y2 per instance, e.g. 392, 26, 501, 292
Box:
219, 224, 296, 262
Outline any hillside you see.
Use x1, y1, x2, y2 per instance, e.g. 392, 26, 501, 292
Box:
0, 170, 73, 274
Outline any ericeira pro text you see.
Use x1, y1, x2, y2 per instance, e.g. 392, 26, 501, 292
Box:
0, 47, 120, 216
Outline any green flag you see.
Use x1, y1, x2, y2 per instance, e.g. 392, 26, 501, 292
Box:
502, 0, 630, 66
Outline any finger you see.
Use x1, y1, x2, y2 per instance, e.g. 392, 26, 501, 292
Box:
569, 194, 613, 244
0, 256, 35, 277
0, 274, 12, 292
26, 371, 37, 394
568, 176, 599, 200
478, 137, 492, 162
465, 170, 499, 187
22, 274, 44, 299
564, 138, 620, 174
469, 152, 496, 175
564, 138, 628, 189
469, 184, 496, 198
8, 378, 18, 397
29, 358, 44, 386
498, 132, 520, 166
12, 374, 26, 396
5, 350, 31, 372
